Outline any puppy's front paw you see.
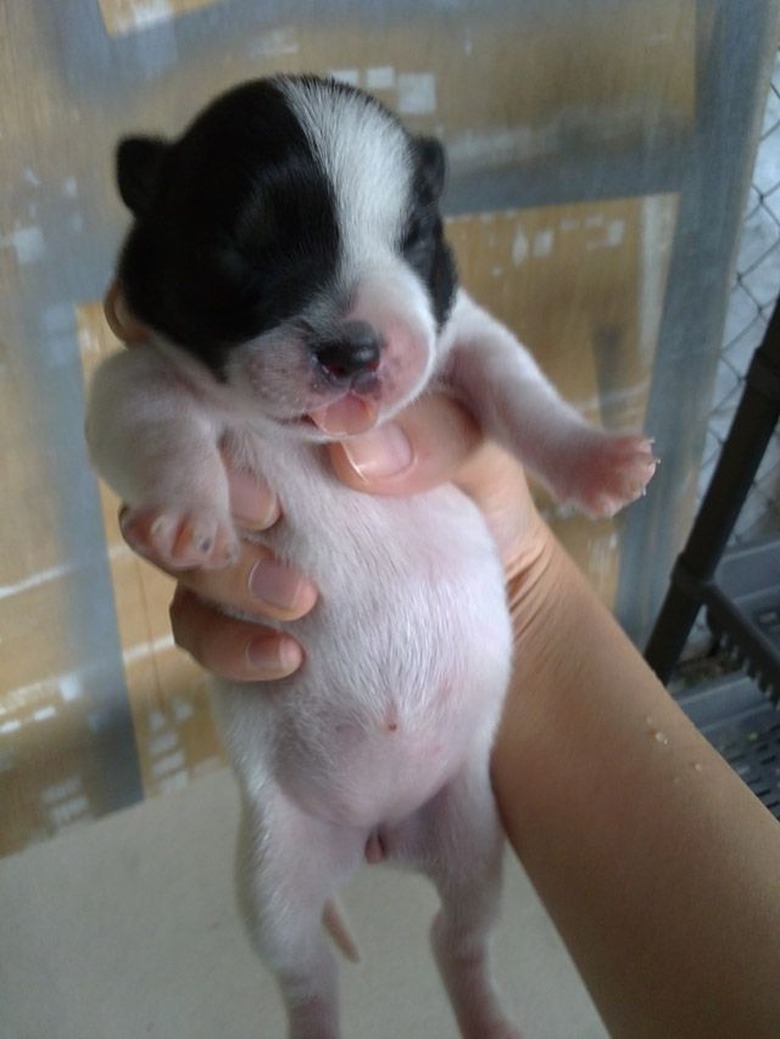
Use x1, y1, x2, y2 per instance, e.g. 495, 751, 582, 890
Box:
565, 432, 658, 519
121, 506, 240, 570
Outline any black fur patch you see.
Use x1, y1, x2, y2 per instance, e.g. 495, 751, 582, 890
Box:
402, 137, 457, 330
117, 79, 341, 371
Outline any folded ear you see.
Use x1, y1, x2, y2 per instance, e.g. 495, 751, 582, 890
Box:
414, 136, 447, 199
116, 136, 168, 216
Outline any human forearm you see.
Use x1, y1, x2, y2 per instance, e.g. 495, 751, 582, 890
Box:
493, 539, 780, 1038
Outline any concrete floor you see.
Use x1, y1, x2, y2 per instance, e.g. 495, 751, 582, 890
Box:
0, 768, 606, 1039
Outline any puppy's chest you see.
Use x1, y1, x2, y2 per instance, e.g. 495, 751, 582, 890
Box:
224, 424, 496, 593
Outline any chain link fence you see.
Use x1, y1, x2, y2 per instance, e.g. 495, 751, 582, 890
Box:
698, 55, 780, 544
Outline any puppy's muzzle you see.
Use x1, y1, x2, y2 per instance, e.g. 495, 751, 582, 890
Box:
313, 321, 383, 385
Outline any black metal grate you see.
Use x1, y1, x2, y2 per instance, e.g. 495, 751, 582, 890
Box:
679, 676, 780, 819
704, 708, 780, 818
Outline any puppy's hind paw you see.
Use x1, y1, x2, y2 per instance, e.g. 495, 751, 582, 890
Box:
120, 506, 239, 570
567, 432, 658, 520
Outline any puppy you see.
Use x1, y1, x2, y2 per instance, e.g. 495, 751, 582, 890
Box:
87, 75, 656, 1039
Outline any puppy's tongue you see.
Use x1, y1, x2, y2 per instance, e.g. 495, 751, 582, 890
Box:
309, 394, 379, 436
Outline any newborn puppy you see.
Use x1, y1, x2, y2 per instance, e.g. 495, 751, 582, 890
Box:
87, 75, 656, 1039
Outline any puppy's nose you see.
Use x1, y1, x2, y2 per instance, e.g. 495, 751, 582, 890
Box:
314, 322, 382, 380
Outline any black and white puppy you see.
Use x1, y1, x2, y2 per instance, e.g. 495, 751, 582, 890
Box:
87, 76, 656, 1039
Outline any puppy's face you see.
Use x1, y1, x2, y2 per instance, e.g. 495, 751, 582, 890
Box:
116, 76, 456, 437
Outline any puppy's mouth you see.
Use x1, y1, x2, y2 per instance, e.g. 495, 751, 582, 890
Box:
307, 392, 380, 436
303, 345, 384, 436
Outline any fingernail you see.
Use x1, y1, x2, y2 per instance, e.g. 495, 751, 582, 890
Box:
342, 424, 413, 481
249, 559, 305, 610
226, 465, 280, 531
245, 635, 302, 675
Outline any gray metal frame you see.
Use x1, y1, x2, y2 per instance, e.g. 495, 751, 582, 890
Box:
615, 1, 780, 641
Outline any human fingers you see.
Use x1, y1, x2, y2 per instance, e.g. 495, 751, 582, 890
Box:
328, 392, 546, 572
169, 587, 304, 681
327, 393, 482, 496
104, 279, 149, 343
120, 506, 318, 622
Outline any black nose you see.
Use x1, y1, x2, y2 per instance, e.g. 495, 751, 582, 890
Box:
314, 322, 382, 379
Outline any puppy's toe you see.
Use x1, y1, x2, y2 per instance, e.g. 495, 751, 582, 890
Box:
122, 507, 239, 570
567, 433, 658, 519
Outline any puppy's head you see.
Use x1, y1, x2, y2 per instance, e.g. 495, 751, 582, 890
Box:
116, 76, 457, 437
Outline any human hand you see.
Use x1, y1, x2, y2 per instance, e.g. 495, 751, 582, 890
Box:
162, 395, 550, 680
106, 279, 550, 681
119, 466, 318, 681
106, 280, 317, 681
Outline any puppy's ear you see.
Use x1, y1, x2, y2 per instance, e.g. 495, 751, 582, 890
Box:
414, 136, 447, 199
116, 136, 168, 216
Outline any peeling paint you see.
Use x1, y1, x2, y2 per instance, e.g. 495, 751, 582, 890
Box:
41, 776, 84, 806
511, 228, 529, 266
151, 749, 185, 777
365, 66, 396, 91
114, 0, 173, 35
329, 68, 360, 87
397, 73, 437, 116
250, 26, 299, 60
0, 562, 75, 602
123, 633, 176, 665
533, 228, 555, 258
1, 225, 46, 265
59, 673, 84, 703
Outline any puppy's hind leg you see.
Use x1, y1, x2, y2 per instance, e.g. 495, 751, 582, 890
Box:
392, 754, 524, 1039
235, 789, 363, 1039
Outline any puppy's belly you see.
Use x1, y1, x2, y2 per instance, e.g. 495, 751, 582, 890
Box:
219, 558, 510, 827
214, 458, 512, 828
274, 702, 477, 828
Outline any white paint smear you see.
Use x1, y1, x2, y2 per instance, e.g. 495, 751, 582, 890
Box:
397, 73, 437, 116
640, 195, 677, 366
172, 697, 194, 724
148, 708, 168, 733
123, 633, 176, 665
41, 775, 83, 805
533, 229, 555, 258
329, 69, 360, 87
511, 229, 529, 267
59, 673, 84, 703
49, 795, 90, 827
1, 225, 46, 264
148, 729, 179, 757
32, 705, 57, 723
250, 27, 299, 59
585, 219, 626, 251
0, 561, 73, 601
152, 749, 186, 777
366, 66, 396, 91
157, 770, 190, 794
115, 0, 173, 35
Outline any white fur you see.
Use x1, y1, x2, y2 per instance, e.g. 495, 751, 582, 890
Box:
280, 78, 411, 272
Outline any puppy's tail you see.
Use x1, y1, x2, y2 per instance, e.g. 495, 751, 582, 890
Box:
322, 897, 361, 963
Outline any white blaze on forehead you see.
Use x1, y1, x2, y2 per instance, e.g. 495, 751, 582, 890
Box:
280, 78, 412, 268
